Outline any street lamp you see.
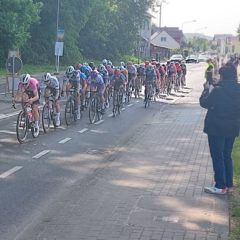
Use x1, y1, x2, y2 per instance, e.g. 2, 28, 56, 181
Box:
181, 19, 197, 32
156, 0, 168, 28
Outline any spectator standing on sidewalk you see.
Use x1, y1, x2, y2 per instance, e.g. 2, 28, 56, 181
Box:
199, 61, 240, 194
205, 59, 214, 84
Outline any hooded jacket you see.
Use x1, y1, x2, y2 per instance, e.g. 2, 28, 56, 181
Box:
200, 72, 240, 137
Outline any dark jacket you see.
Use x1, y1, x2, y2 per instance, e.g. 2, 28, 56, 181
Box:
199, 80, 240, 137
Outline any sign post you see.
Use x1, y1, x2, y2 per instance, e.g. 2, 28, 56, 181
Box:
5, 56, 22, 97
55, 28, 64, 73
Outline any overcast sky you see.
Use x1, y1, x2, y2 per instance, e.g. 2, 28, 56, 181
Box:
151, 0, 240, 36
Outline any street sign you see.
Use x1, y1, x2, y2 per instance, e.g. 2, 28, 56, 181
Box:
55, 42, 64, 56
6, 57, 22, 74
57, 28, 64, 41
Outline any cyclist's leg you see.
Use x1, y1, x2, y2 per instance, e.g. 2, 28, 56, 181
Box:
99, 84, 106, 112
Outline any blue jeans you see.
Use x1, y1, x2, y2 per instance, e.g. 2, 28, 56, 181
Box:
208, 135, 235, 189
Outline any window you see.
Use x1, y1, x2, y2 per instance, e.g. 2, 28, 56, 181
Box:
161, 37, 166, 42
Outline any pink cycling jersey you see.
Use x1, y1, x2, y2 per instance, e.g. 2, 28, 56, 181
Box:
18, 78, 40, 92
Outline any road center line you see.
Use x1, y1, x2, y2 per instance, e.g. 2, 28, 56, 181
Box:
78, 128, 88, 133
58, 137, 72, 144
0, 130, 16, 135
127, 104, 134, 107
0, 166, 23, 179
32, 150, 50, 159
94, 120, 104, 125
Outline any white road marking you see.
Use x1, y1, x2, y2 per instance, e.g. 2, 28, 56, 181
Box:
57, 126, 66, 130
0, 166, 23, 179
58, 137, 71, 144
0, 130, 16, 135
78, 128, 88, 133
90, 130, 105, 134
94, 120, 104, 125
127, 104, 134, 107
0, 111, 19, 120
32, 150, 50, 159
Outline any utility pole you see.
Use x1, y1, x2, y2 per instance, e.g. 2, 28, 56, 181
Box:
157, 0, 168, 28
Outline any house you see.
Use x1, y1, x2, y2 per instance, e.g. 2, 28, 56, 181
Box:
150, 27, 184, 61
213, 34, 234, 56
137, 12, 155, 58
229, 36, 240, 55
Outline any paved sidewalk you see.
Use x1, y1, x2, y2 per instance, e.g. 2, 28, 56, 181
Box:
15, 69, 229, 239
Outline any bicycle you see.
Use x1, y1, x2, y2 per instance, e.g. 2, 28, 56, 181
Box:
134, 76, 142, 99
88, 90, 103, 124
112, 84, 124, 117
15, 101, 40, 143
65, 88, 80, 126
42, 95, 57, 133
144, 81, 154, 108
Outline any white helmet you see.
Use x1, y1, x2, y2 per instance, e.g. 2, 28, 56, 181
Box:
102, 59, 108, 65
66, 66, 74, 75
43, 73, 51, 82
21, 74, 31, 84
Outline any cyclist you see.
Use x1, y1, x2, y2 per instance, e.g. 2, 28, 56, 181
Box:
126, 61, 137, 86
111, 68, 127, 91
43, 73, 61, 126
62, 66, 81, 119
88, 70, 106, 113
144, 64, 156, 101
98, 64, 110, 108
175, 62, 182, 88
16, 74, 40, 135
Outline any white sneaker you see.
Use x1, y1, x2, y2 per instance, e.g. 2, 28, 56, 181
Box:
55, 119, 60, 127
77, 112, 81, 120
204, 186, 227, 195
33, 126, 40, 137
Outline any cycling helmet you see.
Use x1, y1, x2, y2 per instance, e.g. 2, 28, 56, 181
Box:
114, 68, 121, 76
89, 62, 95, 69
98, 64, 106, 71
90, 70, 98, 79
43, 73, 51, 82
21, 74, 31, 84
66, 66, 74, 76
120, 61, 125, 67
102, 59, 108, 65
107, 60, 112, 66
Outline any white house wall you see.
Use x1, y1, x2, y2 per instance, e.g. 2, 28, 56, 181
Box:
151, 31, 180, 49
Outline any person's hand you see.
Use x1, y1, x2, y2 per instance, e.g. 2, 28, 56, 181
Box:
28, 98, 33, 105
203, 81, 209, 89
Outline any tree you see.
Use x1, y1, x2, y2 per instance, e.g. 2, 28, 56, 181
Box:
0, 0, 42, 66
19, 0, 155, 65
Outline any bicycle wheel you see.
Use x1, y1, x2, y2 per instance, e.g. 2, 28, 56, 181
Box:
112, 91, 117, 117
89, 97, 97, 123
117, 93, 122, 115
65, 97, 74, 126
42, 104, 51, 133
16, 110, 28, 143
